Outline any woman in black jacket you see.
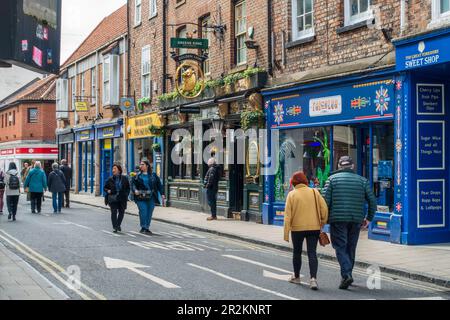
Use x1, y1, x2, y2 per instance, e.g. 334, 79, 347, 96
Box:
104, 164, 131, 233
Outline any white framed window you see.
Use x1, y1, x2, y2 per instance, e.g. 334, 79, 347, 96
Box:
56, 79, 69, 119
150, 0, 157, 18
71, 76, 76, 111
141, 45, 151, 98
431, 0, 450, 24
344, 0, 372, 26
178, 27, 188, 56
235, 1, 247, 65
80, 72, 85, 99
292, 0, 314, 40
202, 16, 211, 75
135, 0, 142, 26
102, 54, 120, 106
91, 68, 96, 104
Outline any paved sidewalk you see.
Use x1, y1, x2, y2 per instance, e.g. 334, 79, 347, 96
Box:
60, 192, 450, 288
0, 243, 68, 300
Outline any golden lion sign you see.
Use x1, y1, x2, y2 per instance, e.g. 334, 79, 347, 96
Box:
175, 62, 205, 99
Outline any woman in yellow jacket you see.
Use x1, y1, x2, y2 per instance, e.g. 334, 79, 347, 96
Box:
284, 171, 328, 290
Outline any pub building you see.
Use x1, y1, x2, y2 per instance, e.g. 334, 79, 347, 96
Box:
262, 29, 450, 245
158, 72, 268, 222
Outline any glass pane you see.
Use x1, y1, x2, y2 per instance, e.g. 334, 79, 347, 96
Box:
297, 0, 304, 16
297, 17, 304, 32
351, 0, 359, 15
276, 127, 331, 202
333, 126, 358, 172
360, 0, 369, 13
305, 13, 313, 29
305, 0, 312, 13
442, 0, 450, 13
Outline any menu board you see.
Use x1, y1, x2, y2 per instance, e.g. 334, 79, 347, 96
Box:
417, 180, 445, 228
417, 121, 445, 170
417, 84, 444, 115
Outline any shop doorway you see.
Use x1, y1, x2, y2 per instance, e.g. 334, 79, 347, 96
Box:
100, 139, 113, 193
229, 133, 244, 215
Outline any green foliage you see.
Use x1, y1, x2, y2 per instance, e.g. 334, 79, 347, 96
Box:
240, 109, 265, 131
148, 125, 166, 137
137, 97, 151, 110
205, 78, 224, 89
151, 142, 161, 152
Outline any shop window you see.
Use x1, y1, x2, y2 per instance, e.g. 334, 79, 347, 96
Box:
344, 0, 372, 26
333, 126, 359, 173
27, 108, 38, 123
292, 0, 314, 41
235, 1, 247, 65
275, 127, 331, 202
114, 137, 124, 167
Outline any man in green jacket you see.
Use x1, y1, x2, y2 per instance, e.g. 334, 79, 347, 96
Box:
322, 155, 377, 290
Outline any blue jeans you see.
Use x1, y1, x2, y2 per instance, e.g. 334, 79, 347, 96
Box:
330, 222, 361, 279
52, 192, 63, 213
136, 199, 155, 229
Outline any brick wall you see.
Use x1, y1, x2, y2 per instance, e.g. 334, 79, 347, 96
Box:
0, 102, 56, 143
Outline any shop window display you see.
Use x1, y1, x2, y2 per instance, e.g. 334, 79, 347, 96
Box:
275, 127, 331, 201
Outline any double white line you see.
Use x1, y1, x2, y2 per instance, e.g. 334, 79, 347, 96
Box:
0, 229, 106, 300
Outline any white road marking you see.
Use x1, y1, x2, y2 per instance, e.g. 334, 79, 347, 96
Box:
102, 230, 121, 237
184, 241, 222, 251
188, 263, 298, 300
128, 241, 171, 250
222, 254, 297, 274
124, 232, 136, 238
60, 220, 93, 230
158, 231, 184, 238
129, 231, 153, 238
402, 297, 446, 300
263, 270, 308, 285
104, 257, 180, 289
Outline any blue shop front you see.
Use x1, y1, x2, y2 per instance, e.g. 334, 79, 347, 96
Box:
392, 28, 450, 244
262, 35, 450, 245
75, 127, 96, 194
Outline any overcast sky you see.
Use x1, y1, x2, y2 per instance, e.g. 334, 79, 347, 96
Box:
61, 0, 126, 63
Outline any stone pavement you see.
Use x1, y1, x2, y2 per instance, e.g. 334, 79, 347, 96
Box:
57, 192, 450, 288
0, 242, 68, 300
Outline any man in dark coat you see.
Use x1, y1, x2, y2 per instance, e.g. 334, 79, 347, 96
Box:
322, 155, 377, 290
204, 158, 220, 221
60, 159, 72, 208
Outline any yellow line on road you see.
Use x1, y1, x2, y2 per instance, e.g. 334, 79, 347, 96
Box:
0, 229, 107, 300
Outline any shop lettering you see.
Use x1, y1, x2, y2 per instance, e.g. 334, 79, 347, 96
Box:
405, 55, 440, 69
309, 96, 342, 117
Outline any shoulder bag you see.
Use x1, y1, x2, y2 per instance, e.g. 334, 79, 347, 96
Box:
312, 188, 330, 247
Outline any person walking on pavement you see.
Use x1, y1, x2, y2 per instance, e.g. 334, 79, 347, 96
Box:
0, 168, 5, 215
24, 161, 47, 214
204, 158, 220, 221
322, 155, 377, 290
284, 172, 328, 290
60, 159, 72, 208
23, 160, 35, 202
4, 162, 21, 221
104, 164, 130, 233
48, 163, 66, 214
21, 162, 29, 184
131, 160, 164, 235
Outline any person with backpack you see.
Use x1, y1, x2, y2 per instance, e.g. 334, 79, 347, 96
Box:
4, 162, 21, 221
104, 164, 130, 233
0, 168, 6, 215
24, 161, 47, 214
131, 160, 164, 235
48, 163, 66, 214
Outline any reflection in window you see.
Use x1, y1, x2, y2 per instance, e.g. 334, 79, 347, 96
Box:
23, 0, 58, 28
275, 127, 330, 201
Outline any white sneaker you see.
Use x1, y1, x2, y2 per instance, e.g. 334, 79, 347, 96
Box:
310, 278, 318, 290
288, 276, 301, 284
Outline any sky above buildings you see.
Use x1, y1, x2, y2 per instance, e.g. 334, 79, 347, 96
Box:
61, 0, 126, 63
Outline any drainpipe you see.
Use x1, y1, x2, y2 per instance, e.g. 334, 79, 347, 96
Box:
163, 0, 168, 93
127, 2, 131, 95
267, 0, 273, 76
400, 0, 408, 35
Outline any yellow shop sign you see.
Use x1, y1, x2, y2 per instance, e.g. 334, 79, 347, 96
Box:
126, 113, 162, 139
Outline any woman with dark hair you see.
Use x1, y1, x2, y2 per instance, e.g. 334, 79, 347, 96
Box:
131, 160, 165, 234
4, 162, 21, 221
104, 164, 130, 233
283, 171, 328, 290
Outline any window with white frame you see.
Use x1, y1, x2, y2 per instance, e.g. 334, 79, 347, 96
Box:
135, 0, 142, 26
432, 0, 450, 22
141, 46, 151, 98
292, 0, 314, 40
91, 68, 96, 104
150, 0, 157, 18
344, 0, 372, 26
56, 79, 69, 119
178, 27, 188, 56
103, 56, 110, 104
235, 1, 247, 65
80, 72, 85, 99
202, 16, 211, 75
71, 77, 76, 110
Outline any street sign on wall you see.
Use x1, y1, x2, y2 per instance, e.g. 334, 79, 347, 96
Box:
170, 38, 208, 49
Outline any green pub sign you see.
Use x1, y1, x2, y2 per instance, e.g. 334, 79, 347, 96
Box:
170, 37, 209, 49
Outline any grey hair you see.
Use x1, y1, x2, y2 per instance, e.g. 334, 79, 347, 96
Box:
61, 159, 67, 165
52, 162, 59, 170
34, 161, 42, 169
338, 163, 354, 170
207, 158, 216, 166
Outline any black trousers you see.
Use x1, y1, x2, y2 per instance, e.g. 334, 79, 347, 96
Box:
7, 195, 19, 216
291, 230, 320, 279
206, 189, 217, 217
30, 192, 43, 213
63, 190, 70, 207
110, 202, 125, 230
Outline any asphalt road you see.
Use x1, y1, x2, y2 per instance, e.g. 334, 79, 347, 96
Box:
0, 197, 449, 300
